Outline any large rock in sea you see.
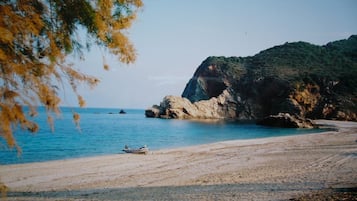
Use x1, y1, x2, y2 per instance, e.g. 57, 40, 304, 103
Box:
146, 35, 357, 125
145, 89, 237, 119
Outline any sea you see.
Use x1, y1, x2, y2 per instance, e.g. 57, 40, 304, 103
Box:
0, 107, 327, 165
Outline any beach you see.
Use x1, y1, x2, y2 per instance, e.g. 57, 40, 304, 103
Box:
1, 120, 356, 200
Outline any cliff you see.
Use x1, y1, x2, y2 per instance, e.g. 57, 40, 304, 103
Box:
146, 35, 357, 124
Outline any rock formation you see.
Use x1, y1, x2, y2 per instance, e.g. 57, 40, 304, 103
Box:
256, 113, 315, 128
146, 35, 357, 126
145, 89, 236, 119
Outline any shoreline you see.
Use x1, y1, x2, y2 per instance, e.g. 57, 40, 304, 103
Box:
1, 120, 357, 200
1, 120, 332, 166
0, 120, 336, 166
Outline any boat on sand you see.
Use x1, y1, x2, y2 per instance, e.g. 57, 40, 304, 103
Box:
122, 145, 149, 154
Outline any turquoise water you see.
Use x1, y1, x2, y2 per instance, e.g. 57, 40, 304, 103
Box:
0, 107, 326, 164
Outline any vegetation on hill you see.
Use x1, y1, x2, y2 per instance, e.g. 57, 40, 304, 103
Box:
246, 35, 357, 84
182, 35, 357, 120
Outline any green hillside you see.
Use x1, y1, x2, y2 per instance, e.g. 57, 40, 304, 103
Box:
246, 36, 356, 80
182, 35, 357, 120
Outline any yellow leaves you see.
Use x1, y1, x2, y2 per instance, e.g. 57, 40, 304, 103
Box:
73, 112, 81, 129
62, 65, 100, 89
47, 116, 55, 132
108, 31, 136, 63
99, 0, 114, 14
0, 1, 44, 48
37, 85, 59, 109
73, 112, 80, 122
0, 106, 13, 137
94, 15, 106, 41
0, 102, 28, 151
119, 14, 136, 29
103, 63, 110, 70
78, 95, 86, 107
0, 27, 14, 44
48, 32, 63, 62
27, 122, 39, 133
2, 90, 18, 101
0, 49, 8, 61
92, 0, 142, 64
0, 89, 41, 150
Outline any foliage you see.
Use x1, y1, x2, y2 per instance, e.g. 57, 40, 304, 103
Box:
244, 35, 357, 87
193, 36, 357, 119
0, 0, 143, 151
199, 35, 357, 94
199, 56, 246, 81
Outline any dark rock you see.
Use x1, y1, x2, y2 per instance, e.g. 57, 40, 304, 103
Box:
257, 113, 316, 128
145, 105, 160, 118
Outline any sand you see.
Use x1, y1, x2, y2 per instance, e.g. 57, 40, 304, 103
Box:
1, 120, 356, 200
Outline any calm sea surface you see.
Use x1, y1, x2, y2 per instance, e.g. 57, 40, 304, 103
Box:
0, 107, 326, 164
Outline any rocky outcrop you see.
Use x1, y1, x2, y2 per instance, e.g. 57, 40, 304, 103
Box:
146, 36, 357, 125
145, 105, 160, 118
145, 89, 237, 119
256, 113, 315, 128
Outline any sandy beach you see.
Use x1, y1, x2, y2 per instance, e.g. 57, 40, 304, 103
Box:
1, 120, 356, 200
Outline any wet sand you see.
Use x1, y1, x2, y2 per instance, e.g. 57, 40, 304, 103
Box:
1, 120, 357, 200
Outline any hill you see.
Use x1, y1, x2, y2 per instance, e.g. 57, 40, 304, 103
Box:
147, 36, 357, 123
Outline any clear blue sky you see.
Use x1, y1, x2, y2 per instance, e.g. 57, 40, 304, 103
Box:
64, 0, 357, 109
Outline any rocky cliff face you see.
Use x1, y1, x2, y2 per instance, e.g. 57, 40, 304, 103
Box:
146, 36, 357, 124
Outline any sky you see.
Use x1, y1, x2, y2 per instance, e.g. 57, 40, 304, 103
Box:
64, 0, 357, 109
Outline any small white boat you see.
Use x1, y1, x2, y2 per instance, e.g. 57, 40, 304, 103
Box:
122, 145, 149, 154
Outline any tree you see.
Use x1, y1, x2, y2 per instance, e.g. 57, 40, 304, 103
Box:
0, 0, 143, 152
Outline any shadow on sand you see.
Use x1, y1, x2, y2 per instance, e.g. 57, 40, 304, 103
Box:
5, 182, 337, 200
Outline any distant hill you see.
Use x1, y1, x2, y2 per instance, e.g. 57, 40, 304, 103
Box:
147, 36, 357, 122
